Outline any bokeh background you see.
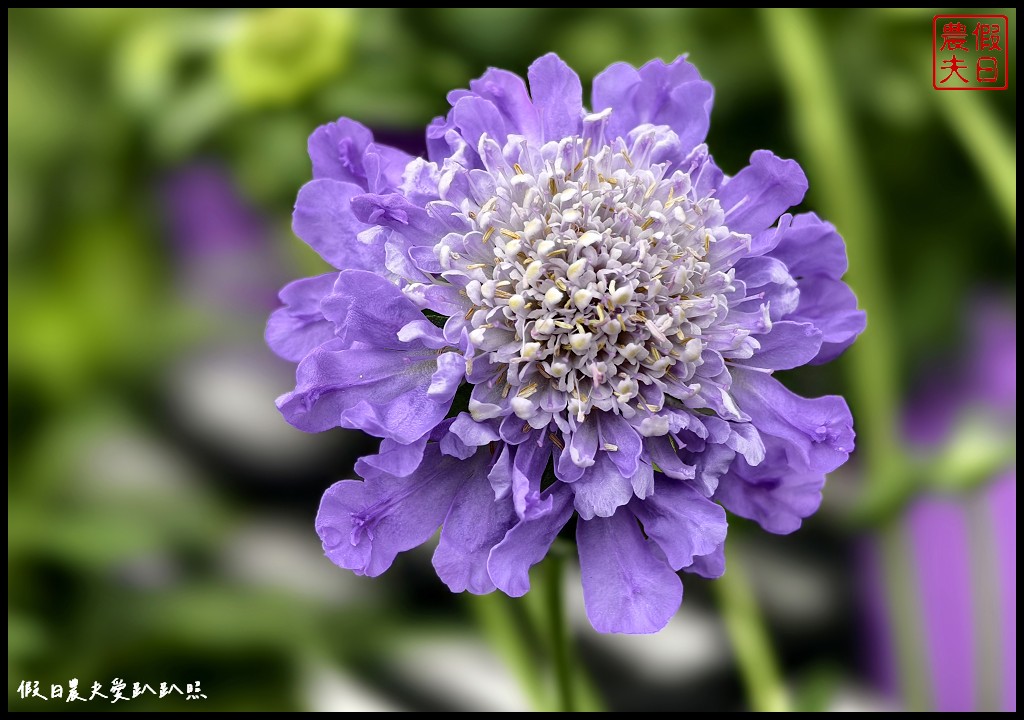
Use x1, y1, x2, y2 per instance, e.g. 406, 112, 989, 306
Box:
8, 8, 1015, 712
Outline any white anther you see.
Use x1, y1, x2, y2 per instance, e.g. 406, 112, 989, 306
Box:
524, 218, 545, 240
469, 327, 488, 346
610, 284, 634, 306
521, 342, 541, 360
533, 318, 555, 335
523, 260, 543, 284
566, 258, 588, 282
681, 338, 702, 363
572, 288, 593, 309
544, 286, 564, 306
569, 332, 593, 353
510, 397, 535, 418
536, 239, 556, 256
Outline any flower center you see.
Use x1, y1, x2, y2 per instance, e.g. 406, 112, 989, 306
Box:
449, 129, 735, 426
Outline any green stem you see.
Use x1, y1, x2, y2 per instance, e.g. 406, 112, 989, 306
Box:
467, 593, 551, 711
471, 549, 604, 712
714, 543, 791, 712
528, 545, 605, 712
932, 90, 1016, 239
544, 552, 576, 712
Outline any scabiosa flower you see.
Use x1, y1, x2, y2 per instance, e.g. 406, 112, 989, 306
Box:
268, 54, 864, 633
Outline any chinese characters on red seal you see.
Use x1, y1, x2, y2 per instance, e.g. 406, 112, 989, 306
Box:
934, 15, 1009, 90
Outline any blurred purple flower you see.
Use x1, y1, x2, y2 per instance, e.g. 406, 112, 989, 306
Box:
164, 164, 280, 314
862, 302, 1015, 710
268, 54, 864, 633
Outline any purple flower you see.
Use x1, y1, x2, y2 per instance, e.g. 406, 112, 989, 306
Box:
268, 54, 864, 633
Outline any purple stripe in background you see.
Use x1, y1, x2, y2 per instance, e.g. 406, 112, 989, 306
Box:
908, 497, 977, 711
987, 472, 1017, 712
162, 164, 282, 314
163, 164, 268, 257
971, 304, 1016, 415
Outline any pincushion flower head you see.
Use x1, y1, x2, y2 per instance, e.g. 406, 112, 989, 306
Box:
268, 54, 864, 633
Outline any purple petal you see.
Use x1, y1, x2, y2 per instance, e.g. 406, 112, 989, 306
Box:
730, 367, 854, 474
407, 244, 442, 274
469, 68, 541, 143
316, 445, 468, 576
321, 270, 442, 351
452, 95, 508, 154
577, 509, 683, 634
645, 435, 696, 481
746, 321, 823, 371
396, 157, 441, 206
277, 345, 455, 442
688, 145, 724, 199
718, 150, 808, 235
748, 212, 792, 256
498, 413, 534, 445
357, 436, 428, 478
512, 439, 554, 520
433, 461, 517, 594
687, 442, 736, 496
566, 420, 598, 468
572, 452, 640, 520
599, 413, 643, 477
631, 460, 655, 500
714, 434, 826, 534
450, 413, 501, 447
439, 428, 477, 460
734, 255, 799, 320
527, 53, 583, 141
487, 443, 514, 500
265, 273, 339, 362
403, 282, 471, 317
350, 193, 444, 247
593, 56, 713, 154
466, 380, 504, 422
384, 232, 432, 284
790, 277, 866, 364
426, 114, 472, 168
685, 543, 726, 579
725, 421, 766, 467
363, 142, 415, 195
631, 477, 727, 571
487, 484, 574, 597
768, 212, 849, 279
308, 118, 373, 187
307, 120, 412, 195
292, 179, 382, 271
429, 352, 467, 400
590, 62, 638, 127
554, 432, 586, 483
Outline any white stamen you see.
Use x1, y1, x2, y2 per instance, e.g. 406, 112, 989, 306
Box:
544, 287, 564, 306
439, 131, 738, 426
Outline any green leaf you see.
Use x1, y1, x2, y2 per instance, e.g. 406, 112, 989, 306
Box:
423, 309, 450, 328
445, 381, 473, 419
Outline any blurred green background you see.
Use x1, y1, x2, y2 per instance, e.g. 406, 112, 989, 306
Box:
8, 8, 1015, 712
